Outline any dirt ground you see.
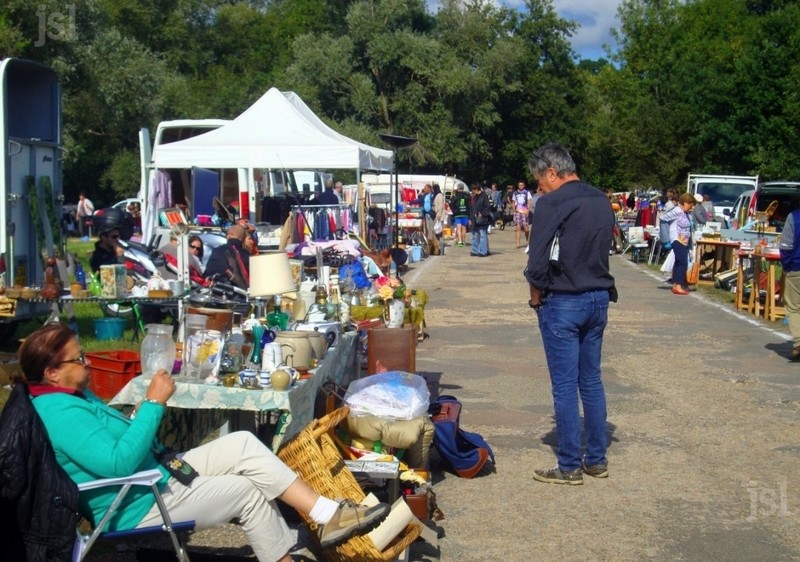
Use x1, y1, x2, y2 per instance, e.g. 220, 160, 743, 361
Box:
87, 226, 800, 561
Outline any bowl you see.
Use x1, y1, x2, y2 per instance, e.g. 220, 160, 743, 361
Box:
148, 290, 172, 298
21, 288, 38, 299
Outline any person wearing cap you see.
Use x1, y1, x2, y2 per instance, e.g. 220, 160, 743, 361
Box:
691, 193, 709, 226
204, 224, 250, 289
89, 226, 123, 273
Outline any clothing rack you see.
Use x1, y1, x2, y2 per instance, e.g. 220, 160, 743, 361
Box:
290, 205, 353, 243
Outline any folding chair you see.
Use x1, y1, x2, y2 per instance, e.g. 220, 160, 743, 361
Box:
624, 226, 649, 263
73, 468, 194, 562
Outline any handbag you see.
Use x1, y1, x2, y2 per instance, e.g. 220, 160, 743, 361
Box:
686, 253, 700, 285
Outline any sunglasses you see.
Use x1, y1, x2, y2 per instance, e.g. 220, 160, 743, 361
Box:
189, 245, 202, 251
59, 351, 87, 366
104, 233, 120, 240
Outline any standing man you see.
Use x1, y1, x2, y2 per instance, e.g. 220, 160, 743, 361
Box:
512, 181, 533, 248
318, 179, 339, 205
469, 183, 490, 257
779, 210, 800, 360
524, 143, 616, 485
76, 192, 94, 238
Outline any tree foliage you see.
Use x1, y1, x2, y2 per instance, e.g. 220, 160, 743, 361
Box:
0, 0, 798, 204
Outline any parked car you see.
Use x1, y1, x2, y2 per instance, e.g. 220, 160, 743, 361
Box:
726, 181, 800, 232
112, 197, 143, 211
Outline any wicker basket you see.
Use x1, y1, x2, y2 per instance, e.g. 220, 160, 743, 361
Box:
278, 406, 421, 561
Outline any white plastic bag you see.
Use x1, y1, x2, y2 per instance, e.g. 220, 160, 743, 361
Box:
433, 220, 443, 234
344, 371, 430, 420
660, 249, 675, 273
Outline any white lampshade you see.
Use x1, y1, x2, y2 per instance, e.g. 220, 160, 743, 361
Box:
249, 252, 297, 297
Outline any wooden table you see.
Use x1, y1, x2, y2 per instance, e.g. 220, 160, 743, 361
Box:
734, 250, 784, 321
695, 239, 741, 285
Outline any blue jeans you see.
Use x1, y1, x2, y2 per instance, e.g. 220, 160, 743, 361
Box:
471, 225, 488, 255
672, 240, 689, 289
537, 289, 609, 471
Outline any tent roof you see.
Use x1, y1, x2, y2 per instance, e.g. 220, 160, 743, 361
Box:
153, 88, 393, 172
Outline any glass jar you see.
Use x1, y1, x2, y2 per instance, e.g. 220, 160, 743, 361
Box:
141, 324, 176, 377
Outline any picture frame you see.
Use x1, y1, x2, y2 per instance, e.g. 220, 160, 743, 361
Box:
288, 259, 305, 286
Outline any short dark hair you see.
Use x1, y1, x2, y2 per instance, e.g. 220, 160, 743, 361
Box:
18, 323, 76, 384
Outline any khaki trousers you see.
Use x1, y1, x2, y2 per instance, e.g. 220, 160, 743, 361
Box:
784, 271, 800, 347
138, 431, 297, 562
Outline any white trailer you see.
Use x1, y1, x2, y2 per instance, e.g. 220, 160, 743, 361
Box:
0, 58, 64, 338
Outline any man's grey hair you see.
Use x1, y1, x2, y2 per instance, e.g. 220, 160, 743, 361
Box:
528, 143, 577, 178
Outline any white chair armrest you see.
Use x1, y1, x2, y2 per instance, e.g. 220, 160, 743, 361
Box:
77, 468, 163, 492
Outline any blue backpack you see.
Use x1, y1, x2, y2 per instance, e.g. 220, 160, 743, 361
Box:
429, 395, 495, 478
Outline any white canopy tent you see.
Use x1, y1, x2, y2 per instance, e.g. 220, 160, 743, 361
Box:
153, 87, 393, 172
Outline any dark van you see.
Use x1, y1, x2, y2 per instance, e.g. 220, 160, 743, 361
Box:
728, 181, 800, 232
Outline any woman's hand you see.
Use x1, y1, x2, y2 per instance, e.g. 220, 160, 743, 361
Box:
145, 370, 176, 405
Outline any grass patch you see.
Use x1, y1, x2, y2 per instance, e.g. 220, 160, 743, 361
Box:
0, 238, 144, 353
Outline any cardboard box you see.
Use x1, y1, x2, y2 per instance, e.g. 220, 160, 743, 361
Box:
100, 264, 127, 298
0, 352, 22, 385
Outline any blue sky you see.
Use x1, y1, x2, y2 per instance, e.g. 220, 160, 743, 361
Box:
436, 0, 623, 60
548, 0, 622, 59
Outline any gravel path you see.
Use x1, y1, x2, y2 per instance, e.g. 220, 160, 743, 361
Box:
87, 227, 800, 561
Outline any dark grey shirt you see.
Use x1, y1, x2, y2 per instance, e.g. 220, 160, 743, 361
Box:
525, 180, 615, 293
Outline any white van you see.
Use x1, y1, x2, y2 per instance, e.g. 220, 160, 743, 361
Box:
687, 174, 759, 223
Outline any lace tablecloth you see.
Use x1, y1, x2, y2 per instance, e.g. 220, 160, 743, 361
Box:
110, 332, 359, 451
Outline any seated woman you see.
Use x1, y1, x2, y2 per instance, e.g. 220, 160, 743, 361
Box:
18, 324, 389, 560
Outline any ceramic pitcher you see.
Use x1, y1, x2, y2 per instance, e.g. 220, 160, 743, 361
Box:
384, 299, 406, 329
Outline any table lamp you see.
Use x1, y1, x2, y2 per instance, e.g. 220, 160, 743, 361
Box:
249, 251, 297, 332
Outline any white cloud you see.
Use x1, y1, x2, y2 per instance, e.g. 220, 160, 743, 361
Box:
552, 0, 622, 58
427, 0, 622, 59
491, 0, 622, 59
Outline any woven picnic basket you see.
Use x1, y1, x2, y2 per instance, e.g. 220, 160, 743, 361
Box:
278, 405, 421, 561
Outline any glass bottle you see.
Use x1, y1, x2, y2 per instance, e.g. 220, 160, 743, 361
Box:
141, 324, 176, 378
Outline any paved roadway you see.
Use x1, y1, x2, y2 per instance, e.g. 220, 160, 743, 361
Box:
403, 227, 800, 562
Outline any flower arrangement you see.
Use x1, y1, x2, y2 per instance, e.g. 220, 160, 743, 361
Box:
375, 275, 408, 302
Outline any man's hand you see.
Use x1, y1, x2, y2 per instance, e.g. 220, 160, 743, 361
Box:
529, 285, 542, 307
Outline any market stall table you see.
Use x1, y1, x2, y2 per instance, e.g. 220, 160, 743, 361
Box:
109, 331, 360, 451
15, 293, 189, 340
348, 289, 428, 341
734, 250, 783, 321
695, 239, 741, 285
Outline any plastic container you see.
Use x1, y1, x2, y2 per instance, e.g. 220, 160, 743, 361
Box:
141, 324, 176, 377
88, 367, 138, 400
85, 350, 141, 374
409, 245, 422, 263
93, 318, 127, 341
75, 262, 86, 290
